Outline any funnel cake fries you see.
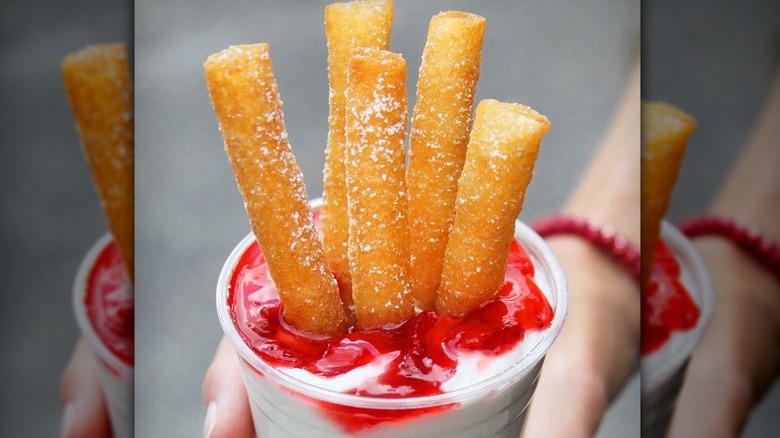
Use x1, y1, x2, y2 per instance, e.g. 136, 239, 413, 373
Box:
345, 48, 413, 329
62, 43, 134, 279
205, 44, 347, 337
438, 100, 550, 316
407, 11, 485, 310
322, 0, 394, 302
641, 102, 696, 287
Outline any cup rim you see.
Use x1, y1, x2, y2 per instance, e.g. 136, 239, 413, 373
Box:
72, 232, 134, 376
641, 221, 714, 391
216, 198, 568, 408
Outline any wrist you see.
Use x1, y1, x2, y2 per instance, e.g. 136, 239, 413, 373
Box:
535, 215, 640, 282
680, 215, 780, 285
547, 236, 640, 380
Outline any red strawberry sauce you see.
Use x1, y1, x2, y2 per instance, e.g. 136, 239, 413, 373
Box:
84, 239, 134, 366
227, 238, 553, 433
641, 240, 700, 356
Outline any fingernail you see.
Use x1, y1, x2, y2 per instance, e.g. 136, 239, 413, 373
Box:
203, 401, 217, 438
60, 403, 74, 438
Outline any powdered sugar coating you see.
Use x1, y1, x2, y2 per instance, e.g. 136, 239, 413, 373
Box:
62, 43, 134, 278
344, 48, 413, 329
322, 0, 394, 305
205, 44, 346, 336
438, 99, 550, 316
406, 11, 485, 310
640, 101, 696, 286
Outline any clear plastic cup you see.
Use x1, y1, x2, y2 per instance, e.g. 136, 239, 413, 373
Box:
216, 199, 568, 438
640, 221, 714, 437
72, 233, 133, 438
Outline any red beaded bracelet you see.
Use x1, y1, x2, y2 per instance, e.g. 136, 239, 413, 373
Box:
532, 215, 641, 281
678, 215, 780, 282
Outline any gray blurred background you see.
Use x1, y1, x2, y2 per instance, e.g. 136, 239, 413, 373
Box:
644, 0, 780, 436
3, 0, 777, 436
0, 0, 131, 436
135, 0, 639, 436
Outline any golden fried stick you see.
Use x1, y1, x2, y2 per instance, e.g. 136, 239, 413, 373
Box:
344, 48, 413, 329
407, 11, 485, 309
438, 99, 550, 316
322, 0, 394, 304
205, 44, 347, 337
62, 43, 134, 279
641, 101, 696, 288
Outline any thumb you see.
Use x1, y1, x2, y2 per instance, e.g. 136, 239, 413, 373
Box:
202, 337, 255, 438
60, 338, 113, 438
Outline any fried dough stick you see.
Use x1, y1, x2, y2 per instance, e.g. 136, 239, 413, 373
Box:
407, 11, 485, 310
641, 101, 696, 288
62, 43, 134, 279
345, 48, 413, 329
322, 0, 394, 303
438, 99, 550, 316
205, 44, 347, 337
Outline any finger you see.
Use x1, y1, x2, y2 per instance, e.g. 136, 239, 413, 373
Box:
202, 337, 254, 438
59, 338, 113, 438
